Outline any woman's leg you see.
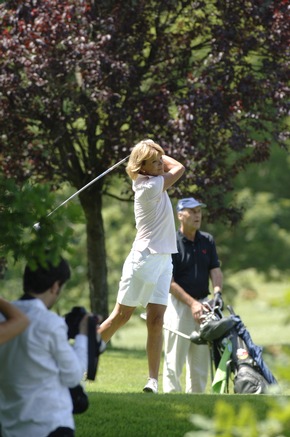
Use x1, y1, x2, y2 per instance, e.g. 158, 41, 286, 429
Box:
98, 303, 135, 343
145, 303, 167, 380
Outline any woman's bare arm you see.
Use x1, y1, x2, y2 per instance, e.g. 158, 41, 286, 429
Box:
162, 155, 185, 191
0, 297, 30, 344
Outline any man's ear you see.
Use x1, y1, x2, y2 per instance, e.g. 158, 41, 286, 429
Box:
177, 211, 183, 220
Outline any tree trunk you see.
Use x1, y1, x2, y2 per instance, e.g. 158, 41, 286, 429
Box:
79, 188, 108, 317
0, 257, 7, 280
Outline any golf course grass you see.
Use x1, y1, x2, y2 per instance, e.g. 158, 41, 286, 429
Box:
75, 346, 289, 436
74, 272, 290, 436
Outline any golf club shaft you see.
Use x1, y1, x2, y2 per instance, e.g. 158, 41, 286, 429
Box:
141, 314, 196, 341
46, 155, 129, 218
163, 325, 192, 340
164, 323, 215, 386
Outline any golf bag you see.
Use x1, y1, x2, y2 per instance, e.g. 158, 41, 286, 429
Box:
190, 303, 278, 394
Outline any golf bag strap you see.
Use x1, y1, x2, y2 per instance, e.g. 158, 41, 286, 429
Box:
87, 315, 98, 380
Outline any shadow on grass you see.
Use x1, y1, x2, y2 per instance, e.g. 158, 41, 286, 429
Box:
75, 392, 275, 437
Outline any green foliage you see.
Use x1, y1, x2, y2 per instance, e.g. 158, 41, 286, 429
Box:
268, 397, 290, 434
0, 0, 289, 314
206, 145, 290, 279
225, 190, 290, 275
271, 345, 290, 392
235, 146, 290, 199
283, 289, 290, 324
0, 176, 82, 270
102, 191, 135, 302
0, 174, 91, 312
186, 399, 290, 437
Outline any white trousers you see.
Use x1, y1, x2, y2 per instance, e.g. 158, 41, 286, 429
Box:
163, 295, 209, 393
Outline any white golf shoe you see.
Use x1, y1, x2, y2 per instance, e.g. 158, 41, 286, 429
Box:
143, 377, 158, 394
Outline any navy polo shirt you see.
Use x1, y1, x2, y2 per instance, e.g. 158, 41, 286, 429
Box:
172, 229, 220, 299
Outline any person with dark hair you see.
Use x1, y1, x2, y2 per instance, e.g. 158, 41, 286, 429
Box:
163, 198, 223, 393
23, 257, 71, 294
0, 297, 29, 344
0, 257, 88, 437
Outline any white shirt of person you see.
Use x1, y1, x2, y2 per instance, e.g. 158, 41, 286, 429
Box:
0, 298, 88, 437
132, 174, 177, 254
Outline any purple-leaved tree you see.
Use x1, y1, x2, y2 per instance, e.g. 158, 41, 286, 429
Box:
0, 0, 288, 314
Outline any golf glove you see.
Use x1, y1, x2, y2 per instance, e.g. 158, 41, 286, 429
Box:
213, 292, 224, 310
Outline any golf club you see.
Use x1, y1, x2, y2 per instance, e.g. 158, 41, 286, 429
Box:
140, 313, 216, 386
140, 313, 199, 340
33, 155, 129, 230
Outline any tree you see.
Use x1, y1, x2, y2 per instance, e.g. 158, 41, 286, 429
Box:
206, 145, 290, 278
0, 174, 83, 270
0, 0, 288, 315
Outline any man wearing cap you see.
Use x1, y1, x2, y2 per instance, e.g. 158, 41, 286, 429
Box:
163, 197, 223, 393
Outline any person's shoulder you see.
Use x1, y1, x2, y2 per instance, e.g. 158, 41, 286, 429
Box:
33, 305, 65, 330
175, 230, 188, 251
134, 175, 163, 195
198, 230, 215, 242
45, 309, 65, 326
37, 311, 67, 340
138, 175, 163, 186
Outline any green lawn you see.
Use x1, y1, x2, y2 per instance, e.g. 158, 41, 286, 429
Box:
75, 346, 290, 437
75, 392, 278, 437
74, 273, 290, 436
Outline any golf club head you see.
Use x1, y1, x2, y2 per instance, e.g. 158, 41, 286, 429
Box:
190, 330, 207, 345
33, 222, 41, 231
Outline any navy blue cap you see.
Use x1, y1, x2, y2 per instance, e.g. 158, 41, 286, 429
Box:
176, 197, 206, 212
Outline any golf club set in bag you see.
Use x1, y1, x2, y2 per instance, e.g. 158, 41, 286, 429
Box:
184, 300, 278, 394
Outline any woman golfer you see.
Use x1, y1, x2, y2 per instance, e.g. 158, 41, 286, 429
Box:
99, 139, 185, 393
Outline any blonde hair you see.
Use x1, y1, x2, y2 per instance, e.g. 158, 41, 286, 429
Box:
126, 139, 165, 180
